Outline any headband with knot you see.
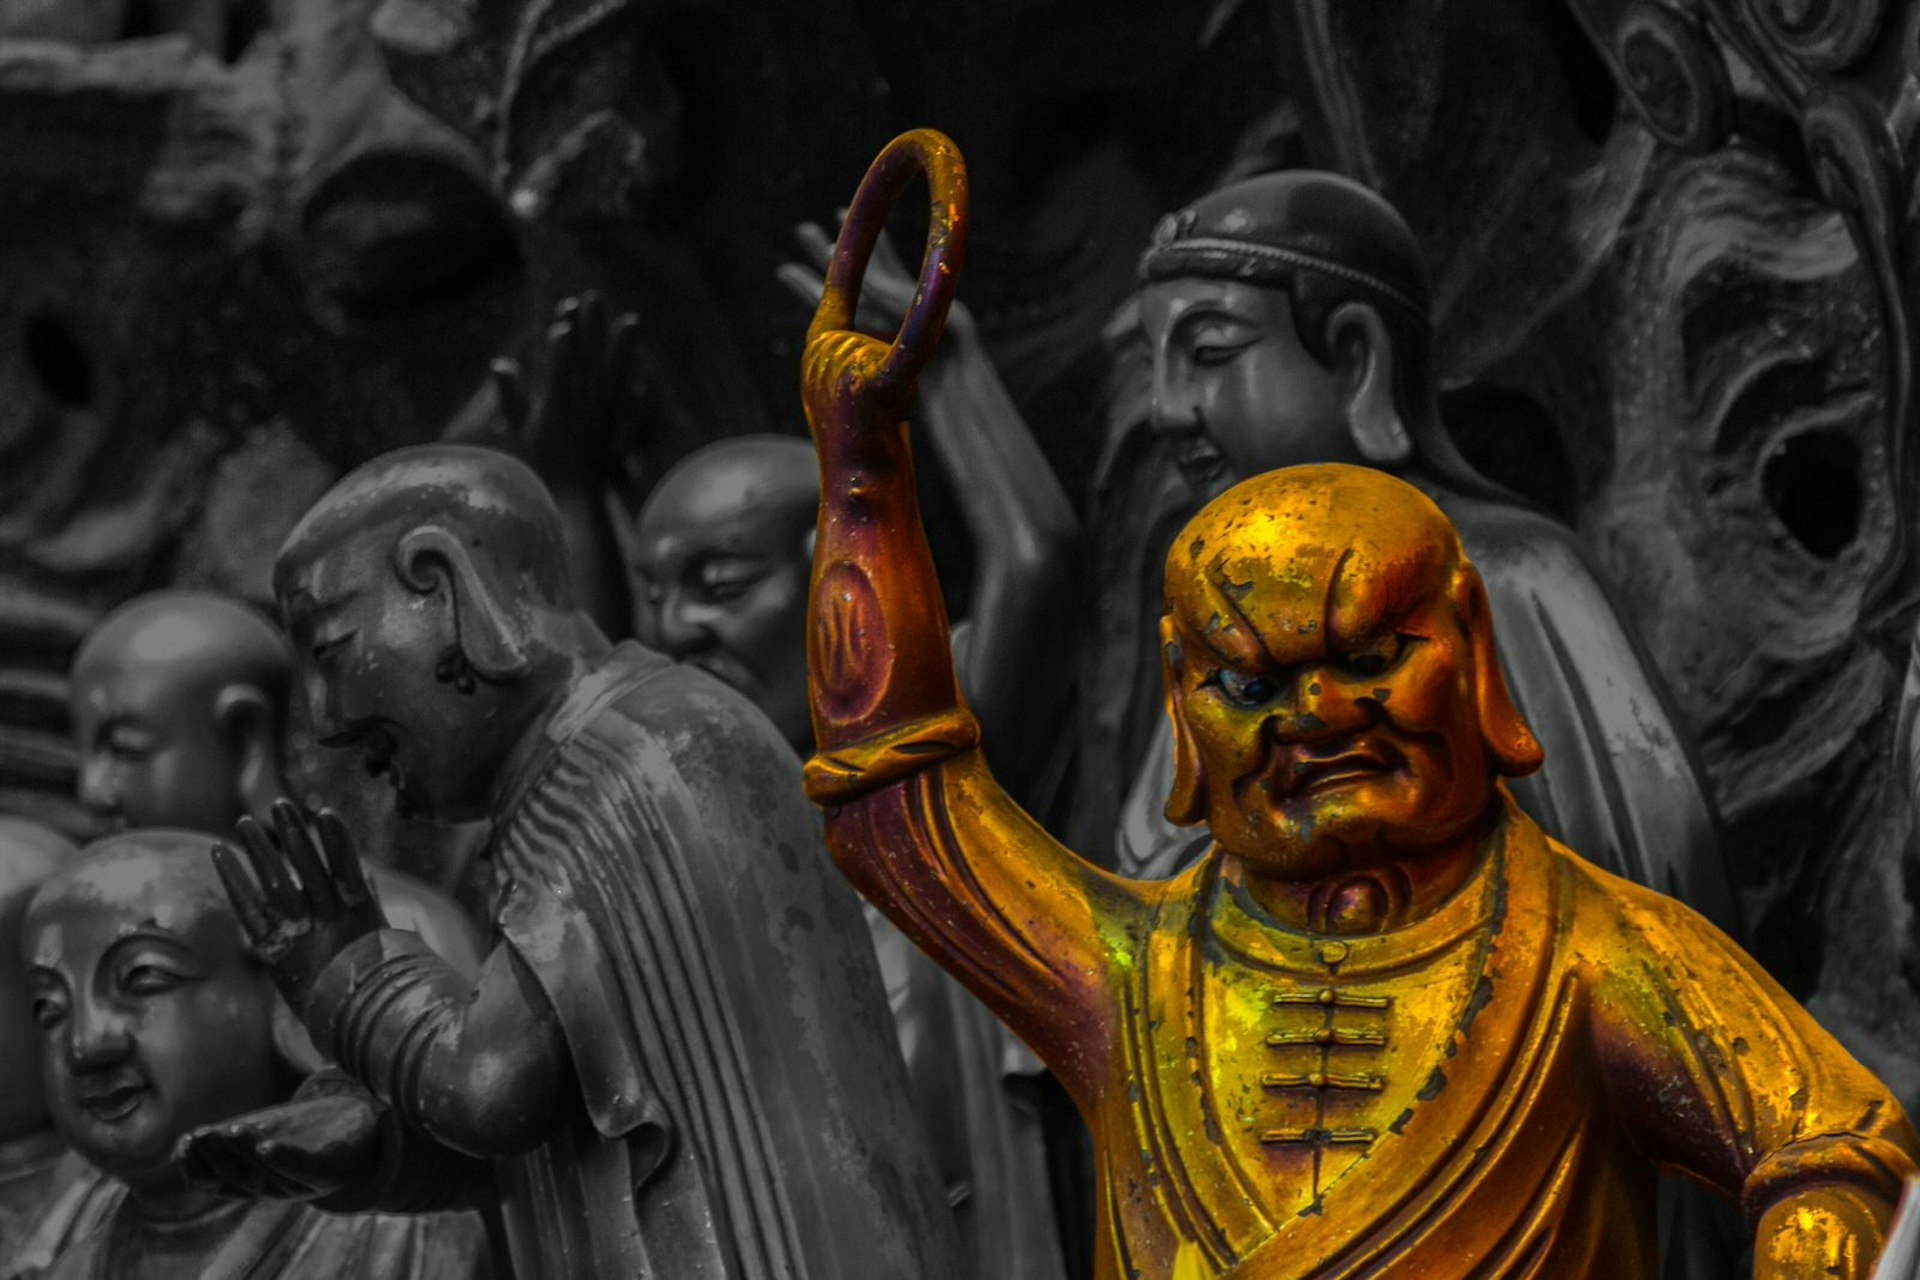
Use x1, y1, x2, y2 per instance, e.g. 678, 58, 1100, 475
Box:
1138, 170, 1432, 325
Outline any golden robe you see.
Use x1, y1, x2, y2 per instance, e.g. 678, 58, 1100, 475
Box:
814, 737, 1918, 1277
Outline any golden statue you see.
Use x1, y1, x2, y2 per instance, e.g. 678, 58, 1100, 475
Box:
798, 129, 1920, 1278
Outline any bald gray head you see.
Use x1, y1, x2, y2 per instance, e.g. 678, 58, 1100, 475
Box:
30, 830, 233, 932
639, 436, 820, 535
74, 592, 291, 710
276, 443, 573, 612
26, 829, 281, 1188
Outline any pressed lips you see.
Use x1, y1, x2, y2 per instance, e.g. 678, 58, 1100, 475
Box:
1276, 742, 1402, 799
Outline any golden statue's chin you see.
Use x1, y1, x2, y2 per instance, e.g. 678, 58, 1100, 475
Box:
1212, 775, 1415, 880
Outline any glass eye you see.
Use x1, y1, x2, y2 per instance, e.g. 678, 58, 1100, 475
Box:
1214, 668, 1279, 708
30, 995, 66, 1029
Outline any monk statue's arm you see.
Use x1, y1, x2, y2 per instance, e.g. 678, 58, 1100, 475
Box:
779, 220, 1080, 791
179, 1070, 500, 1214
799, 132, 1129, 1092
1586, 877, 1920, 1278
209, 803, 577, 1161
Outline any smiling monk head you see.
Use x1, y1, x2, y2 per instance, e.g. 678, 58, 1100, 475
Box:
23, 831, 278, 1197
1159, 464, 1543, 928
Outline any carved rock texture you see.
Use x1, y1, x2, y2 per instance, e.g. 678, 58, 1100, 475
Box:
0, 5, 520, 836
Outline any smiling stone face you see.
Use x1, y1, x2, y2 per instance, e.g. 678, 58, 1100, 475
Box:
1162, 464, 1540, 882
24, 831, 278, 1189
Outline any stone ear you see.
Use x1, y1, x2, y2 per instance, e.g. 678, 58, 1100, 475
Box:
1452, 565, 1543, 777
1160, 615, 1209, 826
214, 685, 285, 824
1327, 301, 1413, 467
393, 526, 533, 682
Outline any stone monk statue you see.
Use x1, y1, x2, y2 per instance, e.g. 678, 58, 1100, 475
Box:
795, 130, 1919, 1277
66, 592, 482, 976
178, 446, 959, 1279
20, 831, 487, 1280
1117, 171, 1744, 947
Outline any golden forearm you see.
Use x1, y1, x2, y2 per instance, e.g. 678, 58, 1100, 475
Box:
797, 130, 1122, 1099
800, 132, 972, 758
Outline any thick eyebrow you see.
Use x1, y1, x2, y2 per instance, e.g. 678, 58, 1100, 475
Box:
1187, 574, 1281, 671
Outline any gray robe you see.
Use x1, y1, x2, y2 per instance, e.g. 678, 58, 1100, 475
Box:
485, 642, 958, 1278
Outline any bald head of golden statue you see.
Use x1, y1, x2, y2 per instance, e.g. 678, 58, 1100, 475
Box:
1160, 464, 1542, 895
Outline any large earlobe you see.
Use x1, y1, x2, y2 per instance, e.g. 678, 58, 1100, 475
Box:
1161, 616, 1209, 826
215, 685, 286, 826
1452, 566, 1544, 777
1329, 301, 1414, 466
392, 526, 533, 682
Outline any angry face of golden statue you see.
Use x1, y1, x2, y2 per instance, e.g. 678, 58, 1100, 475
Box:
1161, 464, 1543, 884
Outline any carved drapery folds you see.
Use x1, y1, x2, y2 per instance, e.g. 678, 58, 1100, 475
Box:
0, 2, 521, 837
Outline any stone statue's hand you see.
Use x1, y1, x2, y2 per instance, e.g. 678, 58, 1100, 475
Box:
174, 1093, 381, 1202
210, 800, 386, 1018
777, 217, 976, 348
487, 290, 640, 487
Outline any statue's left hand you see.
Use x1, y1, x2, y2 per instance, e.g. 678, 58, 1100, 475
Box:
175, 1092, 382, 1202
210, 800, 386, 1018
